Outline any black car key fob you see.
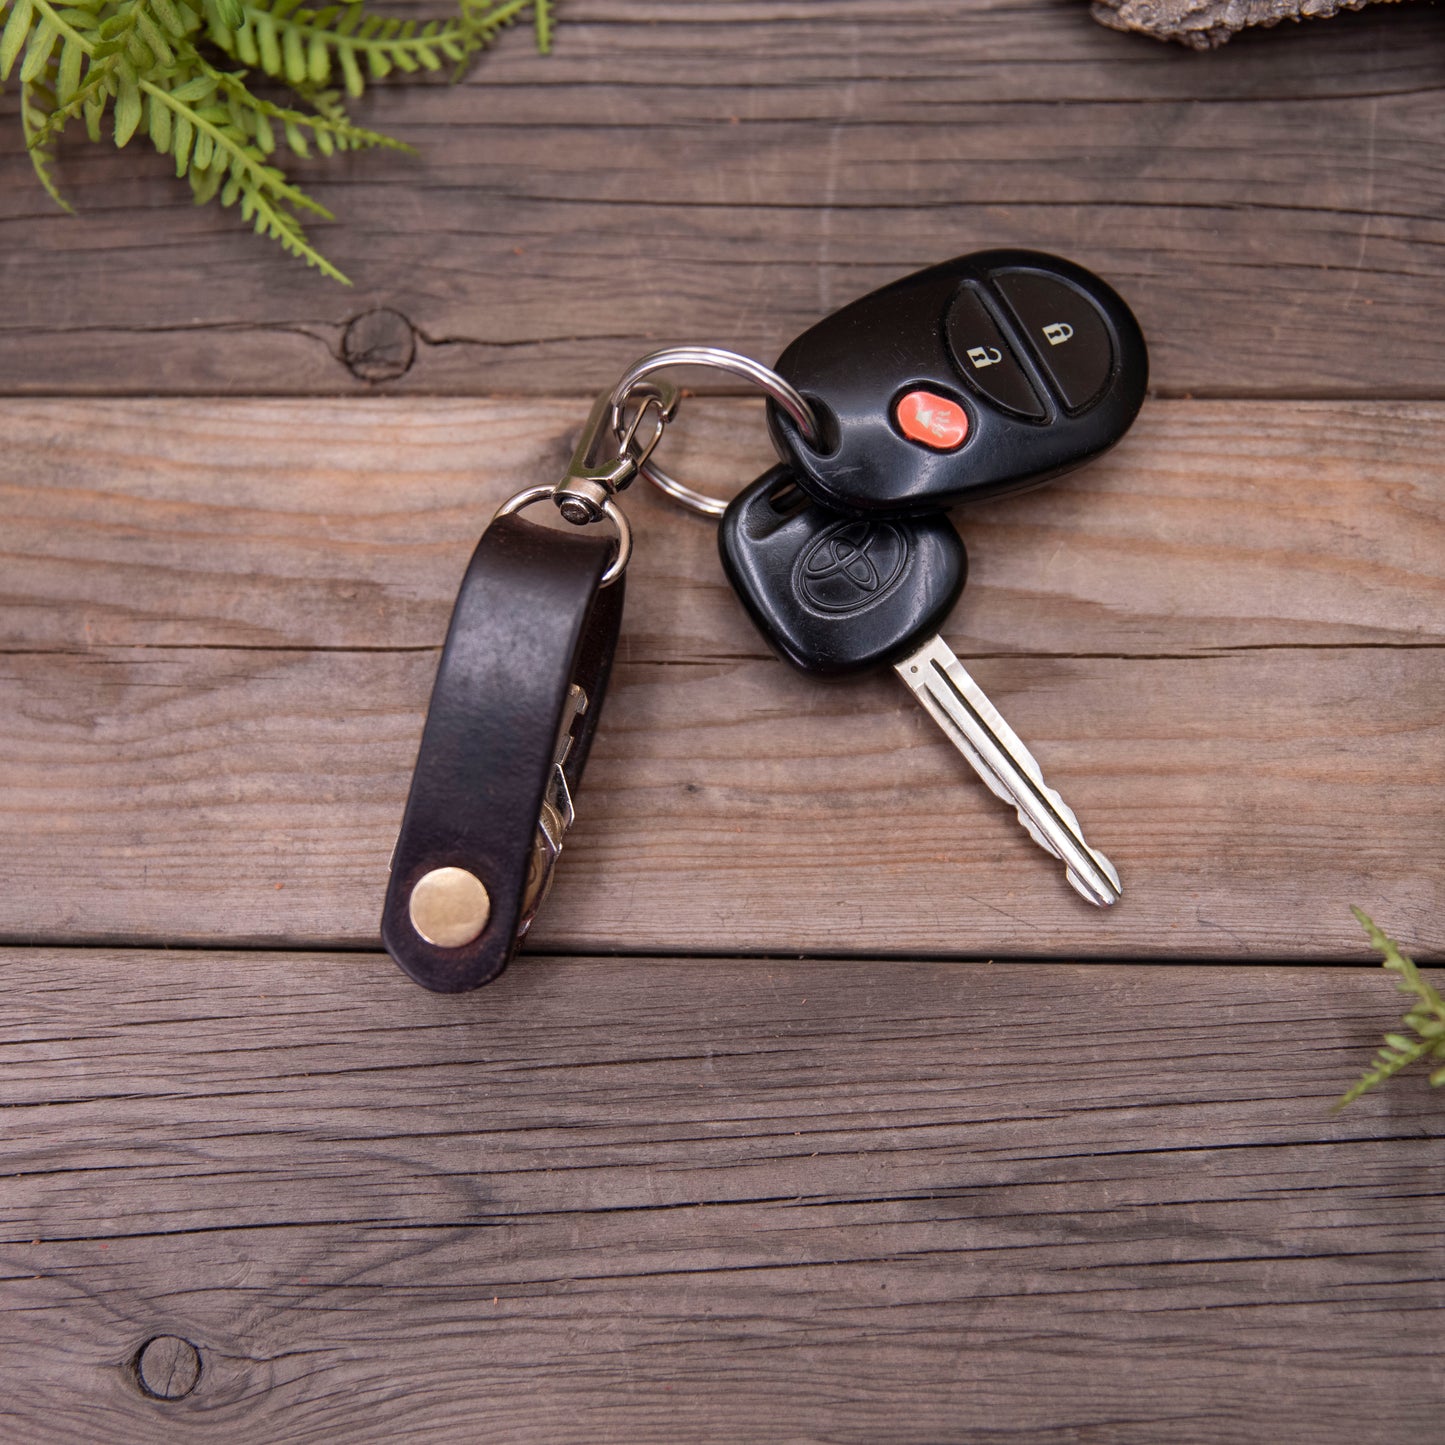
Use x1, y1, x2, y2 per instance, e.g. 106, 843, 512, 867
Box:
719, 464, 967, 675
767, 249, 1148, 515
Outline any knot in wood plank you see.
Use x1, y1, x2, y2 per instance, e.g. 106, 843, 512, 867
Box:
342, 308, 417, 383
133, 1336, 201, 1400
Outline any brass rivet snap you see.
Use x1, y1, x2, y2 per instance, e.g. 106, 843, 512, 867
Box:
409, 867, 490, 948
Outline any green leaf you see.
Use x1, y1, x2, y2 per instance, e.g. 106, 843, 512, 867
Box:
113, 71, 142, 144
83, 88, 105, 141
336, 39, 359, 95
190, 158, 222, 201
231, 17, 257, 61
171, 108, 192, 170
148, 89, 171, 147
19, 13, 57, 82
55, 29, 82, 99
0, 0, 36, 81
170, 72, 214, 102
0, 0, 34, 79
253, 6, 277, 70
135, 12, 173, 66
151, 0, 188, 35
281, 19, 303, 79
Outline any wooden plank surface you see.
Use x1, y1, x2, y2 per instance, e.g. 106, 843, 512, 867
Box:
2, 397, 1441, 958
3, 948, 1442, 1443
2, 1, 1442, 397
3, 2, 1444, 1435
6, 396, 1443, 655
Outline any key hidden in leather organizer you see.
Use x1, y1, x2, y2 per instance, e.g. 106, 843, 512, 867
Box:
382, 514, 624, 992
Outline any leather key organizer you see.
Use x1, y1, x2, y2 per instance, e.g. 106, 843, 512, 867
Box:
381, 513, 624, 991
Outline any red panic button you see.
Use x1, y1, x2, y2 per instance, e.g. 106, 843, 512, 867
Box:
895, 389, 970, 451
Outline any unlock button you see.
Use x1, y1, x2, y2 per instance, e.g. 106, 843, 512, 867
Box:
994, 269, 1114, 414
943, 288, 1046, 421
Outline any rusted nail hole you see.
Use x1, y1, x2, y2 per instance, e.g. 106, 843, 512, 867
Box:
342, 307, 417, 383
133, 1335, 202, 1400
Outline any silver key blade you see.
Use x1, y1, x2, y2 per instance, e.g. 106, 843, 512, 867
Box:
894, 636, 1122, 908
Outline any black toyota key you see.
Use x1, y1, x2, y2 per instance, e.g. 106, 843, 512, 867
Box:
719, 467, 1121, 906
766, 249, 1148, 515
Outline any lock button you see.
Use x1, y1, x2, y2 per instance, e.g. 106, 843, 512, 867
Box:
943, 287, 1046, 421
993, 269, 1115, 414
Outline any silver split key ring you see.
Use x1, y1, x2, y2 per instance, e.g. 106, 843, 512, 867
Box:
607, 346, 821, 518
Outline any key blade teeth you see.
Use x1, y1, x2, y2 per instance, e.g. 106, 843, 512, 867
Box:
1015, 808, 1066, 864
896, 637, 1123, 910
1039, 788, 1123, 906
1067, 848, 1122, 908
1037, 781, 1084, 838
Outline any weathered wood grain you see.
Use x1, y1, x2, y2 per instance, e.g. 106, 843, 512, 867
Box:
3, 639, 1441, 957
2, 5, 1439, 1436
2, 398, 1441, 958
4, 397, 1442, 656
2, 949, 1441, 1443
1, 1, 1441, 397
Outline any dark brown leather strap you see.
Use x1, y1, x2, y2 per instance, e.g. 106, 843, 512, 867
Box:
381, 513, 624, 991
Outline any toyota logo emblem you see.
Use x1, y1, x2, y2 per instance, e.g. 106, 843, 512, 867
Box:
794, 520, 909, 615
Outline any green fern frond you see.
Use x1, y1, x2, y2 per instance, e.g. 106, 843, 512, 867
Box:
446, 0, 533, 80
184, 147, 348, 282
202, 57, 413, 160
1336, 1033, 1434, 1110
1335, 909, 1445, 1109
143, 72, 330, 208
460, 0, 534, 45
1, 0, 556, 280
2, 0, 92, 90
6, 0, 105, 153
215, 0, 473, 97
19, 64, 74, 209
30, 0, 201, 144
